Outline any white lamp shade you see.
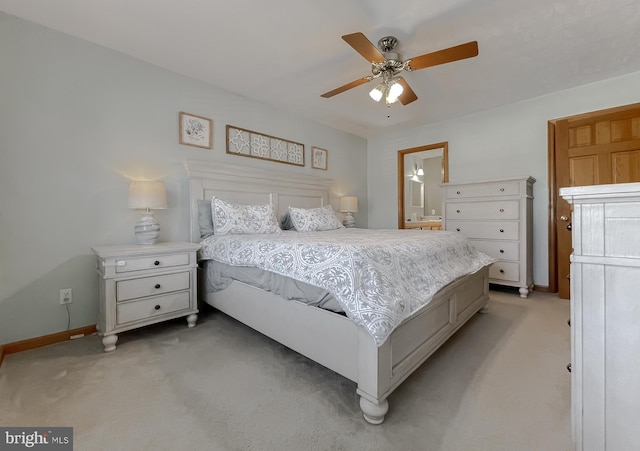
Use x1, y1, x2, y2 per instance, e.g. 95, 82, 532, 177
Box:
369, 84, 384, 102
386, 80, 404, 103
340, 196, 358, 213
128, 181, 167, 210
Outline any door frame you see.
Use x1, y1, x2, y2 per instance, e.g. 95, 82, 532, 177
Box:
547, 102, 640, 293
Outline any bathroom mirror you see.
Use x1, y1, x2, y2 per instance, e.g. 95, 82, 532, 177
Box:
397, 142, 449, 229
410, 180, 424, 208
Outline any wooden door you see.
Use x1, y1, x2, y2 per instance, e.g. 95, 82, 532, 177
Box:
554, 105, 640, 298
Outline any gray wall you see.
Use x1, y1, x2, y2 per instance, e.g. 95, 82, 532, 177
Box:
0, 14, 367, 344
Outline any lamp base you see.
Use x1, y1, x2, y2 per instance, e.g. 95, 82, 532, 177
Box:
134, 212, 160, 245
343, 212, 356, 228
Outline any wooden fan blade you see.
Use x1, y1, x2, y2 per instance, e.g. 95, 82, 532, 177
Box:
342, 32, 386, 63
396, 77, 418, 105
407, 41, 478, 71
320, 77, 371, 98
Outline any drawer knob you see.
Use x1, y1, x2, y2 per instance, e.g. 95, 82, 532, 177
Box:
499, 269, 505, 274
500, 187, 505, 192
499, 208, 504, 212
499, 249, 504, 253
456, 209, 461, 213
155, 305, 161, 310
154, 283, 161, 289
154, 260, 160, 266
456, 191, 461, 195
456, 228, 461, 232
566, 363, 571, 373
499, 229, 504, 233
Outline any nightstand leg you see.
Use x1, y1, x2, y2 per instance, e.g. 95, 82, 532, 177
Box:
186, 314, 198, 328
102, 334, 118, 352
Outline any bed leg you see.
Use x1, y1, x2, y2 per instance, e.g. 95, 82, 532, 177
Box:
359, 396, 389, 424
479, 303, 489, 314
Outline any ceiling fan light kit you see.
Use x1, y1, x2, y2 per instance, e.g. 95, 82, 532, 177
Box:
369, 77, 404, 105
321, 32, 478, 107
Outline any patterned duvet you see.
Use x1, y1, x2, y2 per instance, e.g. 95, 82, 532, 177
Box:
200, 228, 494, 346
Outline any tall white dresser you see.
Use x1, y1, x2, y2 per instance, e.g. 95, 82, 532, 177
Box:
560, 182, 640, 451
442, 176, 535, 297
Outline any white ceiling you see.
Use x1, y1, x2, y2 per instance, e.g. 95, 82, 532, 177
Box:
2, 0, 640, 138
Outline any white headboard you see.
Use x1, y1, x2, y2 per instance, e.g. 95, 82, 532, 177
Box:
184, 160, 332, 243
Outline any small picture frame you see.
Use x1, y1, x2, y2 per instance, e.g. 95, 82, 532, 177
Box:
179, 112, 213, 149
311, 147, 328, 170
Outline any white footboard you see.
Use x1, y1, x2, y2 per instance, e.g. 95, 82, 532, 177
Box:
355, 266, 489, 423
204, 266, 490, 424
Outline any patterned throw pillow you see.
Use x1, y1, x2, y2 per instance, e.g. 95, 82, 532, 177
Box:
288, 205, 344, 232
211, 197, 281, 235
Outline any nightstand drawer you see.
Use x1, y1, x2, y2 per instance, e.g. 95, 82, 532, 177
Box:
117, 291, 191, 324
471, 240, 519, 261
445, 201, 519, 220
117, 271, 190, 301
490, 261, 520, 282
115, 253, 190, 273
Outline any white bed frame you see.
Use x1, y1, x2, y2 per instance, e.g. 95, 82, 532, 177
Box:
185, 160, 490, 424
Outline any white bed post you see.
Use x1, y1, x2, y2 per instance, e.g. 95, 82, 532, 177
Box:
356, 327, 392, 424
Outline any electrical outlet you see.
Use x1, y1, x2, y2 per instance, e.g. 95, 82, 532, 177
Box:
60, 288, 72, 305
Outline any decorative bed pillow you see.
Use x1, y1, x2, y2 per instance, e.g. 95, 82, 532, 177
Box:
197, 199, 215, 239
288, 205, 344, 232
211, 197, 281, 235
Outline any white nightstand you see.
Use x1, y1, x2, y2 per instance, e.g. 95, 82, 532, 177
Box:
92, 241, 201, 352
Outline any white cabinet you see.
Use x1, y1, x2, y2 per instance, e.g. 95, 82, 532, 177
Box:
442, 176, 535, 297
561, 182, 640, 451
92, 242, 201, 352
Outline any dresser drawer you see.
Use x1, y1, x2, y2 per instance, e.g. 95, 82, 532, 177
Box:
116, 271, 191, 301
115, 253, 190, 273
447, 221, 519, 240
490, 261, 520, 282
117, 291, 191, 324
445, 201, 519, 220
444, 180, 521, 199
471, 240, 519, 261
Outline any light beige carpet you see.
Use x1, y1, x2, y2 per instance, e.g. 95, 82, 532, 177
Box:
0, 290, 571, 451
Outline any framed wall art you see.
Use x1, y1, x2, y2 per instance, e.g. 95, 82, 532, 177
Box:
179, 112, 213, 149
311, 147, 328, 170
226, 125, 304, 166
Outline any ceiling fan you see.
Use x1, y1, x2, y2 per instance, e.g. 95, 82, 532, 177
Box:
321, 32, 478, 106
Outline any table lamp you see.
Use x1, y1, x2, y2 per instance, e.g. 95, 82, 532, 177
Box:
128, 181, 167, 244
340, 196, 358, 228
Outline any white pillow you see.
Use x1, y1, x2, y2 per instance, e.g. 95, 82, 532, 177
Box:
288, 205, 344, 232
211, 197, 281, 235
